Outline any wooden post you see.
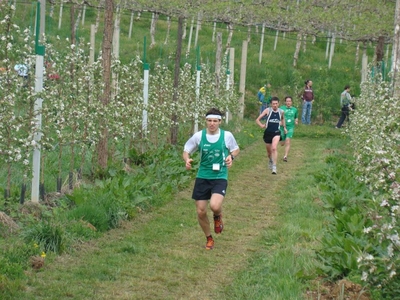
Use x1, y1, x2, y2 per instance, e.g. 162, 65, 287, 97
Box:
361, 44, 368, 82
40, 0, 45, 41
215, 32, 222, 97
90, 24, 95, 64
274, 29, 279, 51
229, 47, 235, 87
212, 22, 216, 42
58, 2, 63, 29
186, 17, 194, 56
194, 12, 201, 47
259, 23, 265, 64
328, 33, 335, 69
128, 11, 134, 39
355, 42, 360, 65
239, 40, 248, 119
393, 0, 400, 97
325, 34, 330, 60
81, 4, 86, 26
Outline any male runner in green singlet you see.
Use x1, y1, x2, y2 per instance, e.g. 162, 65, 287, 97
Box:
183, 108, 240, 250
280, 96, 298, 162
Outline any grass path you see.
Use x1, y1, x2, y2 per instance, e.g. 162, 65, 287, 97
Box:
20, 138, 314, 300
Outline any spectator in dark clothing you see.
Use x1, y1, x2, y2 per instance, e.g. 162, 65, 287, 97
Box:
301, 80, 314, 124
335, 85, 353, 128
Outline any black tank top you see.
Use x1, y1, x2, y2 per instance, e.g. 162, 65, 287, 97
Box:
266, 110, 281, 132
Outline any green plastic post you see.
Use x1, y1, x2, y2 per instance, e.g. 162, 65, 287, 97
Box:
196, 45, 201, 71
35, 2, 45, 56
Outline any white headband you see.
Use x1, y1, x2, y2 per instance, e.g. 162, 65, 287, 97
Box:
206, 114, 222, 119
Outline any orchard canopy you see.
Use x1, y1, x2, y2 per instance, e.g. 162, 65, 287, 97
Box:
66, 0, 396, 42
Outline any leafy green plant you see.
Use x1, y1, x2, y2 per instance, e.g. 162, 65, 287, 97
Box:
66, 194, 127, 233
64, 220, 100, 241
316, 154, 371, 280
21, 221, 67, 254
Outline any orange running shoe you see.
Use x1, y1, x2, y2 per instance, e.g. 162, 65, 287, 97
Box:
214, 214, 224, 234
205, 236, 214, 250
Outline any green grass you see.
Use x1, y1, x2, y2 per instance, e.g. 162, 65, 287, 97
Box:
1, 120, 371, 299
4, 135, 344, 299
217, 137, 336, 300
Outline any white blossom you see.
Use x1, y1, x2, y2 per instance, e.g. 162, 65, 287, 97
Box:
361, 272, 368, 281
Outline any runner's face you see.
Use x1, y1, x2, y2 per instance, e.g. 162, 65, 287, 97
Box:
206, 118, 221, 133
285, 98, 292, 107
271, 100, 279, 110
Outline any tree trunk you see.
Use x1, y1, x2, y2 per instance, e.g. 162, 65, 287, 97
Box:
150, 12, 159, 48
170, 16, 183, 146
74, 8, 82, 34
293, 32, 302, 67
375, 36, 385, 63
97, 0, 114, 170
225, 23, 234, 55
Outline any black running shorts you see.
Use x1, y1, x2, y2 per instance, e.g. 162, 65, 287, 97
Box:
192, 178, 228, 200
263, 130, 281, 144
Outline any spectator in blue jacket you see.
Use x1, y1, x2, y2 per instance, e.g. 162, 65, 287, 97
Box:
258, 83, 272, 119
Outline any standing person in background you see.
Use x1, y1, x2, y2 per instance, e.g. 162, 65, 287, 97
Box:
256, 97, 287, 175
280, 96, 298, 162
257, 83, 272, 118
183, 108, 240, 250
335, 85, 353, 129
301, 79, 314, 124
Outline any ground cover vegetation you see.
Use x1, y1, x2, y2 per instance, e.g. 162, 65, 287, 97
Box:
0, 1, 399, 299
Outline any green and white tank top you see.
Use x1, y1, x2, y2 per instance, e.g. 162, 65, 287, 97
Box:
197, 129, 229, 180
